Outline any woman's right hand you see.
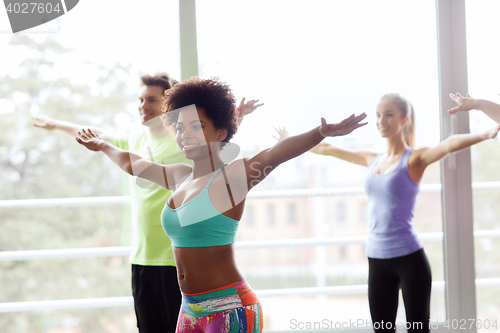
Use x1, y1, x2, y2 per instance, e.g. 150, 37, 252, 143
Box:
272, 126, 289, 141
75, 128, 104, 151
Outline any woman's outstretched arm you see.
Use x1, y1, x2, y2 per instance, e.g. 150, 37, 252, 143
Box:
245, 113, 368, 189
309, 142, 377, 166
409, 125, 500, 169
448, 93, 500, 124
274, 125, 376, 166
75, 128, 189, 190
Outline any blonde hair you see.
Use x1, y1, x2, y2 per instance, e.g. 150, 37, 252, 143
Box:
380, 93, 415, 147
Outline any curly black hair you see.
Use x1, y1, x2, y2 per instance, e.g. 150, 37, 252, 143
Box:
161, 77, 238, 145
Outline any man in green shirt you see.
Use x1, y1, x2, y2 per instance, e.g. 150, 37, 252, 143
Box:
32, 72, 262, 333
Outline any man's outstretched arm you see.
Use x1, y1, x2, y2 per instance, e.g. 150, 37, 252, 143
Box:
32, 114, 114, 141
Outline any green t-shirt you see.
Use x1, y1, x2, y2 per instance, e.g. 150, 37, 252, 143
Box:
111, 129, 190, 266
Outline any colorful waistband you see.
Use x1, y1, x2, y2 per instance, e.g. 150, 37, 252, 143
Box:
181, 280, 259, 318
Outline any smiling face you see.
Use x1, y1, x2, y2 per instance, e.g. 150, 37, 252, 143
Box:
375, 98, 409, 139
174, 106, 228, 160
138, 85, 165, 125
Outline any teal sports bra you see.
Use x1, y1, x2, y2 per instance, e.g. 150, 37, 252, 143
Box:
161, 164, 240, 248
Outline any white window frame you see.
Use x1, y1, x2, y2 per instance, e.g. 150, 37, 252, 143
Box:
436, 0, 477, 330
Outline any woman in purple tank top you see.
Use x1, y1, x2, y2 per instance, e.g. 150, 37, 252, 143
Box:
294, 93, 500, 332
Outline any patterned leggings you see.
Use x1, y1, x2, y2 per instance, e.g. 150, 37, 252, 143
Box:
176, 280, 263, 333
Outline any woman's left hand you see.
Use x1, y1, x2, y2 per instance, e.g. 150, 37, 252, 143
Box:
75, 128, 105, 151
319, 113, 368, 137
484, 125, 500, 139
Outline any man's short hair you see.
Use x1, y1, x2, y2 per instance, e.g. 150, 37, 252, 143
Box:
140, 72, 176, 93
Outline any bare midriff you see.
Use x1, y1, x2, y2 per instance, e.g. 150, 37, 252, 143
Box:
173, 244, 244, 294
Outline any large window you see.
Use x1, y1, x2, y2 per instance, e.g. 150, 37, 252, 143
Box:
0, 1, 180, 332
196, 0, 445, 331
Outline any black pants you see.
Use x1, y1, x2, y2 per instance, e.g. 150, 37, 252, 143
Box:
132, 264, 181, 333
368, 248, 432, 333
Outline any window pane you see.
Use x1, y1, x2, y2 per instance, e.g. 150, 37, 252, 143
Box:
0, 0, 180, 331
466, 1, 500, 330
0, 308, 136, 333
196, 0, 444, 330
289, 203, 297, 224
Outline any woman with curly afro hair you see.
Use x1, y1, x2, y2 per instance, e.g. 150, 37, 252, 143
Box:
76, 76, 367, 333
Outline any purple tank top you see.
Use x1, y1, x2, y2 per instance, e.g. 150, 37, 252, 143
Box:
364, 148, 423, 259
